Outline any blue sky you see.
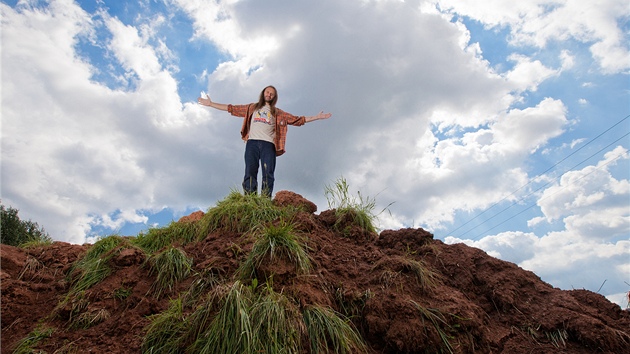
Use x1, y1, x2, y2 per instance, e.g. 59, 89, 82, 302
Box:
2, 0, 628, 306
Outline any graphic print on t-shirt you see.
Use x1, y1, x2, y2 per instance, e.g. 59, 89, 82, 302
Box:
254, 107, 273, 125
248, 104, 276, 143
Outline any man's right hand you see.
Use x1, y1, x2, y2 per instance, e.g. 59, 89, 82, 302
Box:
198, 92, 211, 106
197, 92, 229, 111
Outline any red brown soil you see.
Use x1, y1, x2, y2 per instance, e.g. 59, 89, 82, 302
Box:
2, 191, 629, 353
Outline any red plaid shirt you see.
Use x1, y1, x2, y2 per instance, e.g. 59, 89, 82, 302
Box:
228, 103, 306, 156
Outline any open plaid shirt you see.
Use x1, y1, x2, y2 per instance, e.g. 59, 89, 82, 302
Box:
228, 103, 306, 156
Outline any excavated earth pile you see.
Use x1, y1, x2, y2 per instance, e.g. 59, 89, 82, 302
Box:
2, 191, 629, 353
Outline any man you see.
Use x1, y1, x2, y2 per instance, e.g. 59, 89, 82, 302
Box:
198, 85, 332, 196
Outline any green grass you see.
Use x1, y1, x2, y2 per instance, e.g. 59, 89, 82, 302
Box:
50, 290, 90, 328
147, 246, 192, 298
81, 235, 127, 262
302, 305, 368, 354
142, 297, 187, 354
71, 257, 112, 293
181, 269, 222, 307
250, 285, 303, 353
191, 281, 254, 354
142, 279, 369, 354
325, 177, 391, 236
18, 238, 54, 248
67, 235, 135, 294
335, 287, 374, 322
236, 221, 311, 280
70, 308, 110, 329
11, 324, 55, 354
199, 191, 290, 234
113, 287, 133, 301
133, 220, 198, 254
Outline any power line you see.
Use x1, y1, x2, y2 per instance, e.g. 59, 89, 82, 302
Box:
466, 151, 627, 241
452, 131, 630, 239
443, 114, 630, 239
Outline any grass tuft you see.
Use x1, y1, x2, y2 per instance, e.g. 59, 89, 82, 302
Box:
335, 287, 374, 322
67, 235, 138, 294
142, 279, 369, 354
199, 190, 289, 234
250, 285, 303, 353
147, 246, 192, 298
133, 221, 197, 254
374, 256, 440, 293
142, 297, 187, 354
181, 269, 222, 308
113, 287, 133, 301
191, 281, 254, 354
546, 328, 568, 348
325, 177, 391, 236
18, 255, 44, 281
71, 258, 112, 294
303, 305, 367, 354
236, 221, 311, 280
18, 238, 53, 249
70, 308, 110, 329
11, 324, 55, 354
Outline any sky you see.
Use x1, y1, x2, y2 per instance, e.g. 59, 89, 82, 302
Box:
1, 0, 628, 306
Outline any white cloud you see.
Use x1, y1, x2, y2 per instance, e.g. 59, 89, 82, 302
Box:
446, 231, 539, 263
504, 54, 559, 92
434, 0, 630, 73
537, 146, 629, 229
0, 1, 237, 243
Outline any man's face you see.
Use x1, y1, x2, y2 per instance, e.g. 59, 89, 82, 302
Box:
264, 87, 276, 103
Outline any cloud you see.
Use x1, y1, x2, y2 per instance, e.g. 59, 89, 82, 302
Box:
434, 0, 630, 73
0, 1, 238, 243
536, 146, 630, 238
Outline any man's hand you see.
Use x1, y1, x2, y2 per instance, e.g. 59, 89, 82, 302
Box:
316, 111, 332, 120
306, 111, 332, 123
197, 92, 228, 111
197, 92, 212, 106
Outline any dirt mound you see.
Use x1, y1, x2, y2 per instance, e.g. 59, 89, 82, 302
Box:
2, 191, 629, 353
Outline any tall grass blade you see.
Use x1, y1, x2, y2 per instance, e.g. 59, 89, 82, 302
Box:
133, 221, 197, 254
250, 286, 303, 353
303, 305, 367, 354
191, 281, 254, 354
236, 221, 311, 280
147, 246, 192, 298
142, 297, 187, 354
11, 325, 55, 354
200, 191, 287, 234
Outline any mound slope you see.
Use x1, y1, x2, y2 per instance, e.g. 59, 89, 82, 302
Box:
2, 191, 628, 353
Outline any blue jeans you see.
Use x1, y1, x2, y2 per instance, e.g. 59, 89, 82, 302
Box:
243, 140, 276, 196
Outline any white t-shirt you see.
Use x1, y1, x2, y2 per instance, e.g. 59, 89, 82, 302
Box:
248, 104, 275, 144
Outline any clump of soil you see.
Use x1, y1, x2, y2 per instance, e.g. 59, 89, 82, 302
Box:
2, 191, 629, 353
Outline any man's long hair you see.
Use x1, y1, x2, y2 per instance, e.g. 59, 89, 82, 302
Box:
254, 85, 278, 116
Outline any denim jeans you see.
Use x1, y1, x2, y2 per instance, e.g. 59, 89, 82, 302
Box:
243, 140, 276, 196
